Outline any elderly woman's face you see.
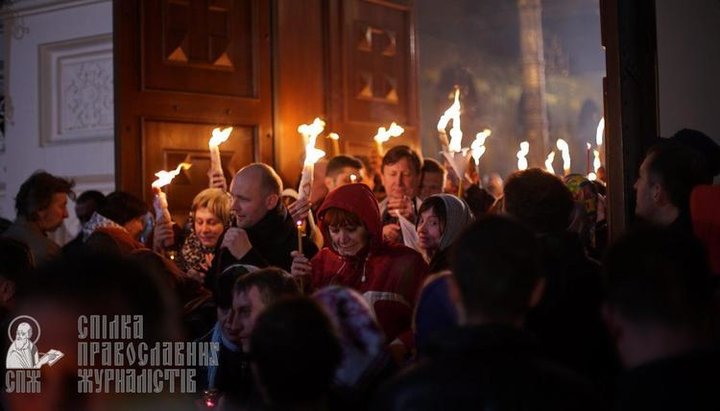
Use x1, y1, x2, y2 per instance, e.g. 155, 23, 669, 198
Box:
194, 207, 225, 248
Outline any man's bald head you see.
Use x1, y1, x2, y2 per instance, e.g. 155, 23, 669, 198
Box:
230, 163, 284, 229
236, 163, 283, 197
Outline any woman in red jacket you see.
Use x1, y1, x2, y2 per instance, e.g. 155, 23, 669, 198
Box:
291, 183, 428, 354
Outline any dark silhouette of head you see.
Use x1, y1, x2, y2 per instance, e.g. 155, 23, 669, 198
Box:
250, 297, 341, 408
503, 168, 574, 234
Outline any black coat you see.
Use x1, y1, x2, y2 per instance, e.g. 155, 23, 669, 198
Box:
207, 204, 318, 289
373, 325, 602, 411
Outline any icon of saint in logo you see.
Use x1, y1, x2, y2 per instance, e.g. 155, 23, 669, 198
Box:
5, 316, 63, 369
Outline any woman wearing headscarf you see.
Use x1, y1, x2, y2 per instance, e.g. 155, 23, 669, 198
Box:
291, 183, 428, 356
416, 194, 473, 273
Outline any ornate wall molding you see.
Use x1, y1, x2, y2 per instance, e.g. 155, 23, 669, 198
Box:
0, 0, 108, 19
39, 33, 113, 146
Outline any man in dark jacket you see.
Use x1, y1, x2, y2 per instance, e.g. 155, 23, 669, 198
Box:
633, 140, 707, 234
503, 168, 618, 391
208, 163, 318, 288
374, 216, 601, 411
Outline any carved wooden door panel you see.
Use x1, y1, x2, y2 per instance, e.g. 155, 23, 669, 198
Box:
327, 0, 419, 160
115, 0, 272, 222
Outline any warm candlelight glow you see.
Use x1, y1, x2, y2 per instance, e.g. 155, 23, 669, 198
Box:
556, 139, 571, 175
208, 127, 233, 148
373, 122, 405, 156
299, 118, 327, 166
296, 220, 304, 254
298, 118, 326, 144
517, 141, 530, 171
593, 149, 601, 173
588, 172, 597, 181
298, 118, 327, 201
596, 117, 605, 146
350, 174, 357, 183
545, 151, 556, 175
373, 122, 405, 145
471, 129, 491, 165
437, 88, 460, 132
437, 87, 462, 152
328, 132, 341, 156
208, 127, 233, 177
151, 162, 192, 188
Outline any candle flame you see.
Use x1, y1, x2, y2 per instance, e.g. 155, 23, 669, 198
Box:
373, 122, 405, 144
545, 151, 556, 175
596, 117, 605, 146
208, 127, 233, 148
298, 118, 327, 166
593, 149, 601, 173
152, 162, 192, 188
471, 129, 491, 165
556, 138, 571, 174
517, 141, 530, 171
328, 132, 340, 141
298, 118, 326, 144
437, 88, 461, 132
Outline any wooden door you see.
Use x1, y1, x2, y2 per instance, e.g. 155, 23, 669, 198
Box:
327, 0, 419, 161
114, 0, 272, 222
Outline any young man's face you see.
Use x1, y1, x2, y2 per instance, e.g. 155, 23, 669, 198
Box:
229, 286, 267, 351
325, 166, 361, 191
634, 154, 658, 221
381, 157, 419, 200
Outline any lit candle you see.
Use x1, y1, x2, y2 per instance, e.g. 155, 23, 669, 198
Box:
151, 162, 192, 247
556, 139, 571, 175
437, 87, 460, 152
328, 132, 341, 156
545, 151, 556, 175
208, 127, 233, 177
373, 122, 405, 157
296, 220, 304, 255
596, 117, 605, 146
297, 118, 327, 202
517, 141, 530, 171
593, 149, 601, 174
471, 129, 491, 184
586, 143, 592, 175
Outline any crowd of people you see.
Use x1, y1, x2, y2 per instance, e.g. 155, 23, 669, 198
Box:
0, 128, 719, 411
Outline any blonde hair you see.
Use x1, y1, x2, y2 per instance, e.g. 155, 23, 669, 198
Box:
191, 188, 232, 226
